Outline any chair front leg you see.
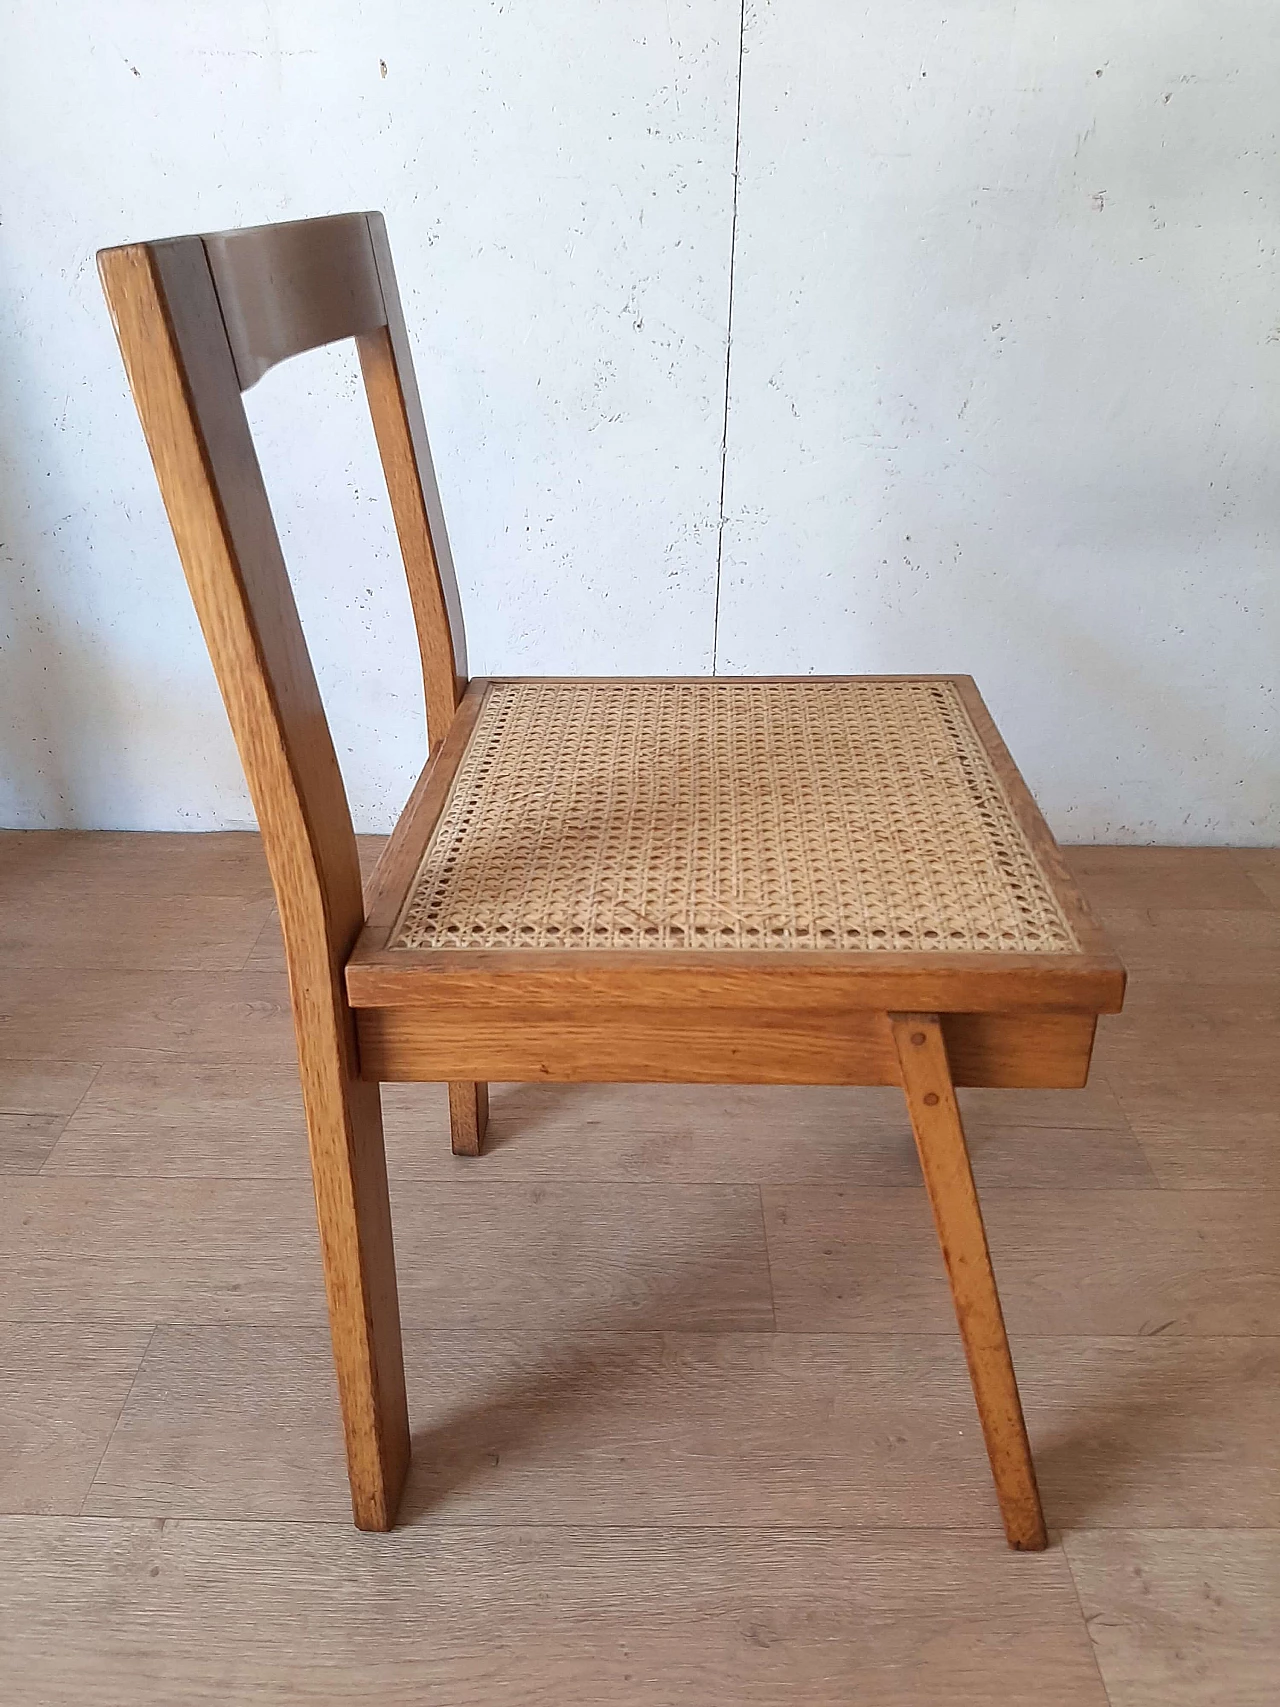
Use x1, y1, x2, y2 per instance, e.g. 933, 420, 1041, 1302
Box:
889, 1012, 1048, 1551
298, 1017, 410, 1530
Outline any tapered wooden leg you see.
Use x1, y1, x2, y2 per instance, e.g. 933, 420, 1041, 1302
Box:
448, 1080, 489, 1156
299, 1044, 409, 1531
889, 1012, 1048, 1551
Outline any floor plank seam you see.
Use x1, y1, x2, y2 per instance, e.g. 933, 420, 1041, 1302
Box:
21, 1170, 1177, 1189
75, 1322, 159, 1518
1059, 1531, 1118, 1707
240, 907, 282, 971
755, 1183, 779, 1331
34, 1058, 106, 1176
9, 1321, 1277, 1341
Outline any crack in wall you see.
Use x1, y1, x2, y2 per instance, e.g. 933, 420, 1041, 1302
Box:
710, 0, 747, 676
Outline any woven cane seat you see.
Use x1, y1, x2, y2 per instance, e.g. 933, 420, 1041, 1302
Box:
391, 678, 1078, 956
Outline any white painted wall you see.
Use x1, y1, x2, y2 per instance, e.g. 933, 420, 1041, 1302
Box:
1, 1, 1275, 841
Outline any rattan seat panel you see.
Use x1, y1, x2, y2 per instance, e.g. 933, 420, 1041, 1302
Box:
392, 680, 1079, 955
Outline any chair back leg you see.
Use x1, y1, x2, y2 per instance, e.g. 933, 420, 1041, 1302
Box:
300, 1038, 410, 1530
448, 1081, 489, 1156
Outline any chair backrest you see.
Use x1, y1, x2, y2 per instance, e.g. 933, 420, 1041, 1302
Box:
98, 211, 468, 996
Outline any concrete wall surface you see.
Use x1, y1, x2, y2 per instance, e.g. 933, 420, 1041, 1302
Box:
1, 2, 1276, 840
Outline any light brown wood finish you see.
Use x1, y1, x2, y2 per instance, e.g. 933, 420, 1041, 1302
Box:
358, 325, 464, 747
357, 1003, 1098, 1087
98, 238, 408, 1530
890, 1013, 1047, 1551
447, 1080, 488, 1156
97, 212, 1125, 1540
359, 209, 469, 749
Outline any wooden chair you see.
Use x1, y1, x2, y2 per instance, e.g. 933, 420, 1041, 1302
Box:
99, 212, 1125, 1549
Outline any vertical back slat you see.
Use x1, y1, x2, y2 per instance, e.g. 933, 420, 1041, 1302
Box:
359, 212, 468, 747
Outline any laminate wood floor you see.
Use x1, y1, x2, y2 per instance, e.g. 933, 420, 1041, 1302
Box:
0, 833, 1275, 1706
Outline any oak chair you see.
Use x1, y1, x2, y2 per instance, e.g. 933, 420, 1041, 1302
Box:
99, 211, 1125, 1549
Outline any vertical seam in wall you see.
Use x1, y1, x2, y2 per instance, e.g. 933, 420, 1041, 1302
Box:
711, 0, 747, 676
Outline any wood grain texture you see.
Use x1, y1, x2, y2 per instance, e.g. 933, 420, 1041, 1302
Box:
356, 319, 464, 748
247, 835, 387, 970
99, 235, 408, 1530
0, 1176, 328, 1324
1094, 982, 1280, 1113
40, 1060, 311, 1178
349, 952, 1123, 1016
84, 1325, 1018, 1528
0, 968, 297, 1063
39, 1071, 1154, 1188
1098, 906, 1280, 984
0, 1177, 773, 1333
1121, 1110, 1280, 1191
357, 1003, 1097, 1088
360, 1002, 903, 1084
1241, 849, 1280, 907
100, 210, 476, 1529
389, 1083, 1156, 1187
0, 1518, 1110, 1706
0, 892, 274, 972
0, 1057, 101, 1118
82, 1330, 1280, 1532
1021, 1337, 1280, 1529
1064, 845, 1274, 912
0, 1323, 154, 1514
1097, 983, 1280, 1188
447, 1080, 488, 1156
762, 1187, 1280, 1336
364, 209, 469, 729
0, 834, 1274, 1692
101, 213, 1126, 1543
0, 829, 275, 902
890, 1013, 1046, 1550
0, 1057, 101, 1171
957, 1077, 1130, 1130
0, 1114, 66, 1173
387, 1183, 775, 1333
1065, 1530, 1280, 1707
